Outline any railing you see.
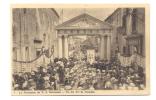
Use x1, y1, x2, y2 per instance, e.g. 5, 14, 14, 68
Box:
13, 55, 52, 73
117, 53, 145, 68
12, 48, 54, 73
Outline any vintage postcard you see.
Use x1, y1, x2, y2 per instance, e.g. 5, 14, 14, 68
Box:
11, 4, 150, 95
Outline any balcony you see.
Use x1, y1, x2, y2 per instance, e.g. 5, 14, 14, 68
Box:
34, 38, 42, 44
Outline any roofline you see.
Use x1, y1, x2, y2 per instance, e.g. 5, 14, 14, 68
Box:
55, 27, 112, 30
51, 8, 59, 18
104, 8, 121, 22
56, 13, 113, 29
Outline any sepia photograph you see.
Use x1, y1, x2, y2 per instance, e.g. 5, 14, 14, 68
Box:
11, 4, 150, 95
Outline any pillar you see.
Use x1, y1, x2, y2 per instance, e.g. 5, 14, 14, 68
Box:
107, 35, 111, 61
64, 35, 69, 59
100, 35, 105, 60
58, 35, 63, 58
127, 8, 133, 35
98, 37, 101, 57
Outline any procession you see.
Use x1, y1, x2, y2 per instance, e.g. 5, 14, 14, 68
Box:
12, 56, 145, 90
12, 8, 146, 93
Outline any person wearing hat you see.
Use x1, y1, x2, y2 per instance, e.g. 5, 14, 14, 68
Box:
22, 80, 28, 90
104, 78, 113, 90
36, 74, 45, 90
139, 84, 145, 90
28, 79, 36, 90
49, 74, 57, 90
119, 83, 128, 90
127, 81, 137, 90
43, 74, 50, 90
16, 73, 25, 90
57, 65, 65, 84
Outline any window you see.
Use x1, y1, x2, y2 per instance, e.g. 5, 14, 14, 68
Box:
13, 32, 16, 42
123, 46, 126, 55
122, 15, 126, 28
126, 8, 129, 15
23, 8, 27, 14
25, 47, 29, 60
122, 15, 127, 35
132, 9, 137, 33
13, 47, 17, 60
43, 33, 46, 42
36, 49, 41, 57
24, 34, 29, 44
116, 37, 118, 43
13, 26, 16, 41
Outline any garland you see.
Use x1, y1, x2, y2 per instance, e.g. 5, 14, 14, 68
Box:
13, 47, 54, 63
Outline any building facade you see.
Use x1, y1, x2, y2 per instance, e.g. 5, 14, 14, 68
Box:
12, 8, 59, 72
55, 13, 113, 61
105, 8, 145, 57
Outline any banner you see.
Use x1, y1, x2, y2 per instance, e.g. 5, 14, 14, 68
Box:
87, 49, 95, 64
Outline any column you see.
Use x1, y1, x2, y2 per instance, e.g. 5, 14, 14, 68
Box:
107, 35, 111, 61
100, 35, 105, 60
127, 8, 133, 35
58, 35, 63, 58
98, 37, 101, 57
64, 35, 69, 59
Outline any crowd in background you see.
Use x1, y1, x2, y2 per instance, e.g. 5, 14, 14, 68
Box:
12, 57, 145, 90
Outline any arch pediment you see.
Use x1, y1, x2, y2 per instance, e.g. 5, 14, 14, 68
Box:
56, 13, 112, 30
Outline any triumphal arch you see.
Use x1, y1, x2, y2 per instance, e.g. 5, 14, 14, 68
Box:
55, 13, 113, 61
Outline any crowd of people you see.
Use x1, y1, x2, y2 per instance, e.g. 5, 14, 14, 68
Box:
12, 57, 145, 90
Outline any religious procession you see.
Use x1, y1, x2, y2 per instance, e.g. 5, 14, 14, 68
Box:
12, 56, 145, 90
12, 7, 146, 92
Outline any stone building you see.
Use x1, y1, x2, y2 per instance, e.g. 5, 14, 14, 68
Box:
105, 8, 145, 57
55, 13, 113, 61
12, 8, 59, 72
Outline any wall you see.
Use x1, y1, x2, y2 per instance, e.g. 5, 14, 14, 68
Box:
12, 8, 59, 73
105, 8, 145, 57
